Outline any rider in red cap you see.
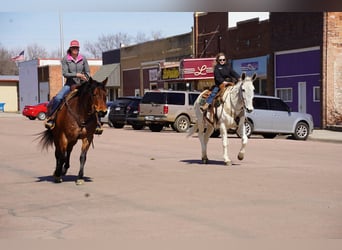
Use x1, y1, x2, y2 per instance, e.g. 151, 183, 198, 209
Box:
45, 39, 103, 134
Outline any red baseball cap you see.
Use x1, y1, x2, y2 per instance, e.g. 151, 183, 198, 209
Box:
69, 40, 80, 48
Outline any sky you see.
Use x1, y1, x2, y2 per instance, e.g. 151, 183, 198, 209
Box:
0, 12, 269, 54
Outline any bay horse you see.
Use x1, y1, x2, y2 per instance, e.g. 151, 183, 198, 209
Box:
188, 72, 256, 165
38, 77, 108, 184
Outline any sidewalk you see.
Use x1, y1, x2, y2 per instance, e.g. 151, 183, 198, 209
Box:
1, 112, 342, 143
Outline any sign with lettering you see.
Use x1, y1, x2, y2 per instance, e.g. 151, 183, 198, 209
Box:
161, 67, 179, 80
232, 55, 267, 77
181, 58, 215, 80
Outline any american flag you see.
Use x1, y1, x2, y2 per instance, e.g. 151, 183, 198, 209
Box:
11, 50, 25, 62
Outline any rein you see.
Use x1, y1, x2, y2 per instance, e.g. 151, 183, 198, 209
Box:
65, 83, 98, 128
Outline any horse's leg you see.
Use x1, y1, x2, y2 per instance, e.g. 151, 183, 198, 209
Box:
53, 148, 65, 183
237, 118, 248, 161
62, 145, 73, 176
197, 118, 209, 164
220, 123, 231, 165
76, 137, 92, 185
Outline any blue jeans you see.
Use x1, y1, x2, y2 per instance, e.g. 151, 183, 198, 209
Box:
206, 86, 219, 104
49, 85, 71, 115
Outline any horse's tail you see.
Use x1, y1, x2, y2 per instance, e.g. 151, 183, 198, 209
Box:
187, 93, 204, 138
37, 129, 54, 151
187, 121, 198, 138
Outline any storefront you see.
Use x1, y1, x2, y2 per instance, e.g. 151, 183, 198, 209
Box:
157, 58, 217, 91
274, 46, 321, 127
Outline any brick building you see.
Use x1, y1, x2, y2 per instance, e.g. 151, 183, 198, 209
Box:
323, 12, 342, 128
18, 59, 101, 111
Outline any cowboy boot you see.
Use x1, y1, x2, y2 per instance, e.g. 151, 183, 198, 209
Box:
44, 99, 61, 130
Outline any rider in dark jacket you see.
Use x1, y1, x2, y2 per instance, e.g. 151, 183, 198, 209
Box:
201, 52, 240, 111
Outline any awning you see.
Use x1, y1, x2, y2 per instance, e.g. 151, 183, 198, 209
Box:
93, 63, 120, 87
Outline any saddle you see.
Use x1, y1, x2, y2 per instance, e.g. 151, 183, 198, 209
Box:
200, 82, 234, 125
201, 82, 234, 109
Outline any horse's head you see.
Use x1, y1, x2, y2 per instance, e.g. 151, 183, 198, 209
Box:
240, 72, 256, 113
88, 77, 108, 117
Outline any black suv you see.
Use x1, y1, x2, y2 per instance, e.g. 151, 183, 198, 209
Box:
108, 96, 142, 129
126, 98, 145, 130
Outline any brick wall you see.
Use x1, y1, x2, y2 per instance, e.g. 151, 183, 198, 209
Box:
325, 12, 342, 126
44, 65, 101, 99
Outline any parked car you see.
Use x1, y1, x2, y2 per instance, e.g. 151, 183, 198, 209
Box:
108, 96, 142, 128
243, 95, 314, 140
126, 98, 145, 130
22, 102, 48, 121
100, 101, 114, 127
211, 95, 314, 140
137, 90, 200, 132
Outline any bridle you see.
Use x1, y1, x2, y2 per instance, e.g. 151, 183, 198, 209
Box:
65, 80, 104, 128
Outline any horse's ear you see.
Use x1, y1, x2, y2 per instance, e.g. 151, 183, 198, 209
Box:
251, 73, 257, 81
102, 77, 108, 85
241, 72, 246, 81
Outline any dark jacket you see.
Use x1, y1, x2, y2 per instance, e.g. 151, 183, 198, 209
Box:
214, 63, 240, 86
61, 53, 90, 86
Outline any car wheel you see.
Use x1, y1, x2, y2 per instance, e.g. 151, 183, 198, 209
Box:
132, 124, 144, 130
37, 112, 46, 120
293, 122, 309, 140
28, 117, 36, 120
149, 124, 164, 132
174, 115, 190, 133
113, 122, 125, 128
239, 119, 253, 138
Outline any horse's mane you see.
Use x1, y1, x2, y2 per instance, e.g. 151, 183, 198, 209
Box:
75, 78, 102, 100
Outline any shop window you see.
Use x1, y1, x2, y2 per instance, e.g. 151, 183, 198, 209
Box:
313, 86, 320, 102
254, 78, 267, 95
150, 82, 157, 90
276, 88, 293, 102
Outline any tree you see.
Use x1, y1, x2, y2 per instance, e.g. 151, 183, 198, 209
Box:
26, 44, 48, 60
84, 33, 132, 59
0, 45, 19, 75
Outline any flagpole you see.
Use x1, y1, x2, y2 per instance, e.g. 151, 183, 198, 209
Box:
59, 11, 64, 58
59, 10, 65, 88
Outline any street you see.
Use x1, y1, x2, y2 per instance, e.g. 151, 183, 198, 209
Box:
0, 116, 342, 239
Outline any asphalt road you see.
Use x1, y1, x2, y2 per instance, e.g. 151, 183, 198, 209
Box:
0, 116, 341, 239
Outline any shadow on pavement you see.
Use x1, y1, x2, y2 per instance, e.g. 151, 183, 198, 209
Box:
36, 175, 93, 183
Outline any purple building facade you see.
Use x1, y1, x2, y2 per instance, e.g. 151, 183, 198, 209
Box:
274, 47, 321, 127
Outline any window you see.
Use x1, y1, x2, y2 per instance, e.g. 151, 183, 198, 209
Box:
253, 97, 268, 110
269, 98, 290, 112
254, 78, 267, 95
313, 86, 320, 102
141, 92, 166, 104
167, 93, 185, 105
189, 93, 200, 105
276, 88, 293, 102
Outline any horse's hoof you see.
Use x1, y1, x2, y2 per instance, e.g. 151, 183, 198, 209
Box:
54, 176, 62, 183
225, 161, 232, 166
238, 153, 244, 161
202, 158, 208, 164
76, 179, 84, 185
